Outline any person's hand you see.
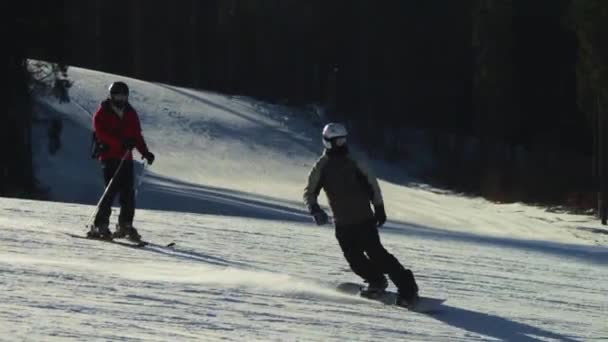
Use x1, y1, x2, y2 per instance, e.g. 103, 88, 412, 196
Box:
310, 204, 329, 226
122, 138, 136, 150
374, 205, 386, 227
312, 210, 329, 225
143, 151, 155, 165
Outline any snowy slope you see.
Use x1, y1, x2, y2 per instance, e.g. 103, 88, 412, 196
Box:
34, 67, 608, 247
0, 66, 606, 341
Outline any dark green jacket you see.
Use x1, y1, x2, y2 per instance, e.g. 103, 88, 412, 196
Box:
304, 150, 383, 225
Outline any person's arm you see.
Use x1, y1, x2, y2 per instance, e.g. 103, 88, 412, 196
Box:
303, 156, 328, 213
132, 111, 150, 156
129, 110, 156, 165
352, 156, 386, 226
352, 156, 383, 206
304, 156, 329, 225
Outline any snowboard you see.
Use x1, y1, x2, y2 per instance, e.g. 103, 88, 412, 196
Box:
336, 282, 446, 314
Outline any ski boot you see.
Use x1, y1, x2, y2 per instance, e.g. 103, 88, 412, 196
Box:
113, 223, 142, 242
87, 224, 113, 240
360, 276, 388, 299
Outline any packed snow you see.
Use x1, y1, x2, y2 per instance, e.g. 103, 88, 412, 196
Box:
0, 66, 606, 341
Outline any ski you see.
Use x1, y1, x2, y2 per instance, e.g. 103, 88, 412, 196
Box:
145, 241, 176, 248
65, 233, 175, 248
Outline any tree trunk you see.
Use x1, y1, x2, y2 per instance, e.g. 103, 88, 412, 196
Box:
190, 0, 201, 88
94, 0, 103, 70
130, 0, 143, 78
472, 0, 515, 199
166, 3, 176, 83
357, 0, 371, 124
599, 95, 607, 224
226, 0, 238, 92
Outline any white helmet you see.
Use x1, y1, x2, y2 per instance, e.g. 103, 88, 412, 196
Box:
322, 123, 348, 149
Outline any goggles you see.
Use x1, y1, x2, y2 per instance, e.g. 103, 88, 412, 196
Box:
322, 136, 347, 149
111, 94, 128, 101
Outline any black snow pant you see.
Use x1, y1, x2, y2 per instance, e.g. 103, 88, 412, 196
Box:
94, 159, 135, 227
336, 220, 418, 298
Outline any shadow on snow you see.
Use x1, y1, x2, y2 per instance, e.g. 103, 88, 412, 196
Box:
381, 222, 608, 266
131, 170, 608, 266
434, 304, 582, 342
138, 173, 311, 224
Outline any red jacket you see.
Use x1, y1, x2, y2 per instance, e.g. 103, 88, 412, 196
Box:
93, 100, 149, 161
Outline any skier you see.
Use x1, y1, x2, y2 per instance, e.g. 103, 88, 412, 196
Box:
88, 81, 155, 241
303, 123, 419, 307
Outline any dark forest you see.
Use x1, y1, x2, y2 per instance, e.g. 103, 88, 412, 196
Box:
5, 0, 607, 221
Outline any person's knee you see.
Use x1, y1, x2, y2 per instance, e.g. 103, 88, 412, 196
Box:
343, 249, 367, 265
120, 193, 134, 205
366, 244, 391, 260
343, 248, 361, 259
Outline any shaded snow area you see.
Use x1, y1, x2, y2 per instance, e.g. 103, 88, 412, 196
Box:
0, 66, 606, 341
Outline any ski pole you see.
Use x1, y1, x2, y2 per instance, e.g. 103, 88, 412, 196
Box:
86, 150, 131, 229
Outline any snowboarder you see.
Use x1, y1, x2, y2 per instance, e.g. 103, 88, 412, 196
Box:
303, 123, 419, 307
88, 81, 155, 241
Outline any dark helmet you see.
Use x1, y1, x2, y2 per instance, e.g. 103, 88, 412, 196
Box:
108, 81, 129, 96
108, 82, 129, 109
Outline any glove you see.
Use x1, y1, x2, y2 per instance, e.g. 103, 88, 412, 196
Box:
374, 205, 386, 227
313, 210, 329, 226
143, 151, 155, 165
122, 138, 136, 150
310, 204, 329, 226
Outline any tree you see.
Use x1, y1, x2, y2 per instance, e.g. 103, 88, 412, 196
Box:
569, 0, 608, 223
3, 1, 69, 197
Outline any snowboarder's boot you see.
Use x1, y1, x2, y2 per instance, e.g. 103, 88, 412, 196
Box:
113, 223, 142, 242
396, 291, 419, 308
87, 224, 113, 240
360, 276, 388, 299
395, 269, 419, 307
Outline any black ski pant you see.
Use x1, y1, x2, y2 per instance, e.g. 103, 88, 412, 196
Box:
94, 159, 135, 227
335, 220, 418, 297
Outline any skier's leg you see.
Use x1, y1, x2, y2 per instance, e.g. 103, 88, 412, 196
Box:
362, 222, 419, 299
93, 160, 120, 235
336, 223, 385, 285
115, 160, 141, 241
117, 160, 135, 225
